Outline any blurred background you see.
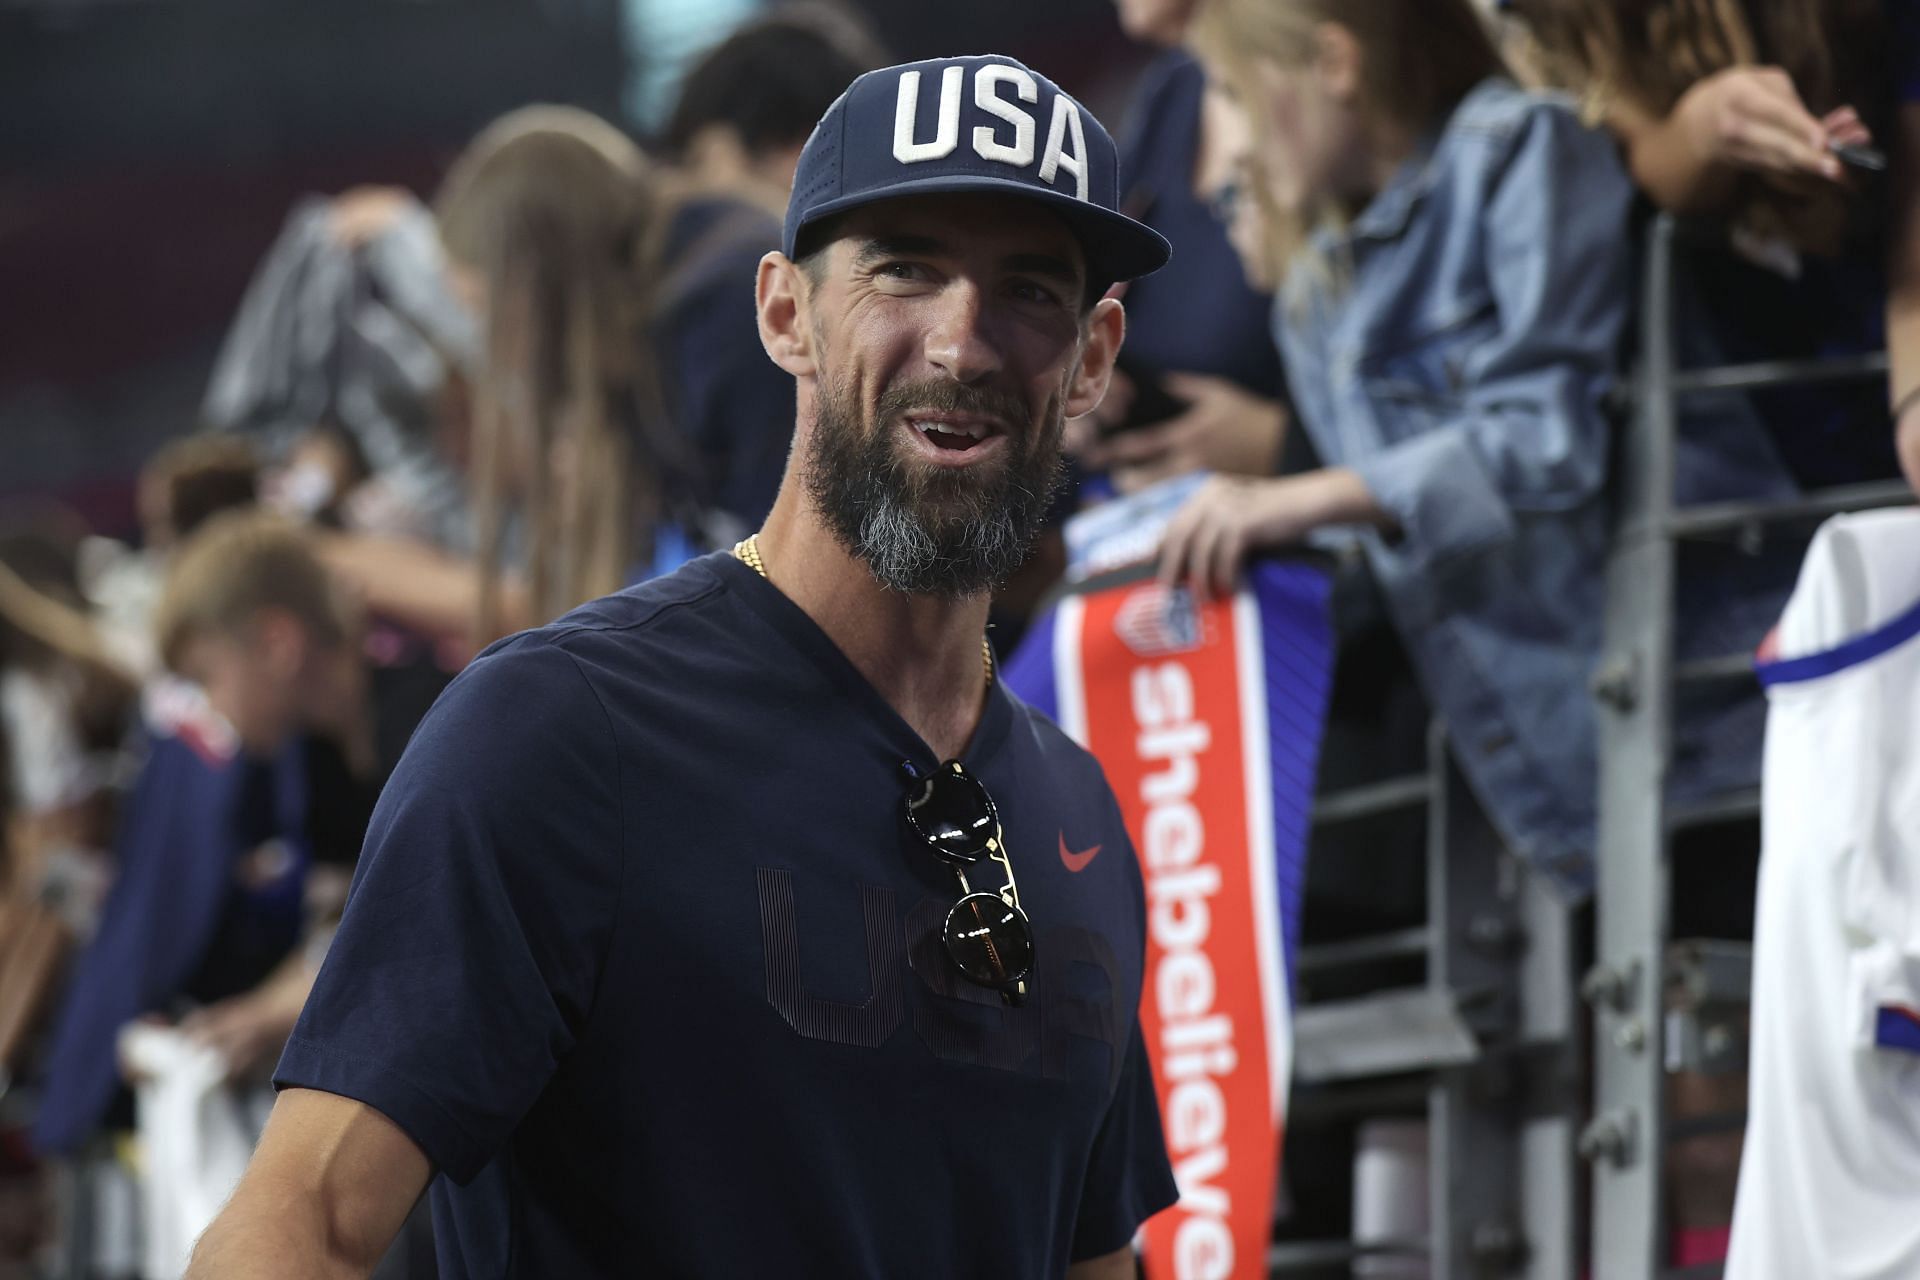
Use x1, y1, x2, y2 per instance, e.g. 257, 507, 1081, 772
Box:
0, 0, 1146, 528
5, 0, 1917, 1276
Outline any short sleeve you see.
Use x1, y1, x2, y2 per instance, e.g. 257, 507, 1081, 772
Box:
1070, 1021, 1181, 1261
273, 636, 623, 1183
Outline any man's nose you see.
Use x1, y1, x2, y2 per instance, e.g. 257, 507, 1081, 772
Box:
923, 282, 1003, 384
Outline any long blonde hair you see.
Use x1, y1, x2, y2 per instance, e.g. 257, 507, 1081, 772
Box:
1190, 0, 1507, 288
435, 106, 668, 639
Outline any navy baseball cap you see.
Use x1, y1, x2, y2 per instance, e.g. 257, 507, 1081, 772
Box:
784, 54, 1172, 285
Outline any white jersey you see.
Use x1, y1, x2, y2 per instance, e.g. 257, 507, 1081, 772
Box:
1726, 508, 1920, 1280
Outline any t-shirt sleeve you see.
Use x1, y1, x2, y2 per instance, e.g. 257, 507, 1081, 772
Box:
273, 636, 623, 1183
1070, 1019, 1181, 1261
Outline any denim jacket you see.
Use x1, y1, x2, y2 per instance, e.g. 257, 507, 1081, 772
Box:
1278, 79, 1632, 894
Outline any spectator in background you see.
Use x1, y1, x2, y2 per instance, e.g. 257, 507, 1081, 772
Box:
262, 423, 372, 530
201, 178, 478, 555
32, 514, 365, 1166
1069, 0, 1292, 492
1511, 0, 1904, 489
319, 106, 705, 651
83, 434, 261, 677
652, 5, 887, 525
0, 555, 136, 885
1157, 0, 1634, 892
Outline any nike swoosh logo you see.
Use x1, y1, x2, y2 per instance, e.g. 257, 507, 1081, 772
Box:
1059, 833, 1102, 873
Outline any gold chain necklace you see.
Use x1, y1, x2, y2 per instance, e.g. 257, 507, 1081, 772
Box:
732, 534, 994, 688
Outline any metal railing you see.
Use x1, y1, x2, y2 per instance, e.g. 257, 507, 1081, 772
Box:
1584, 213, 1912, 1279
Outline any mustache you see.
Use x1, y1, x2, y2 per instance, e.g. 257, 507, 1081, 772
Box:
873, 377, 1030, 431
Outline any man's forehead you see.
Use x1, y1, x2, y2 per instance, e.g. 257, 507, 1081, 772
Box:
830, 194, 1086, 272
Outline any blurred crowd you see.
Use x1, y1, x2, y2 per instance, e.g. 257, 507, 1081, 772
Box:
2, 0, 1916, 1274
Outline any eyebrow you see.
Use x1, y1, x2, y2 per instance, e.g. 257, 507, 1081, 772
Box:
852, 236, 1085, 290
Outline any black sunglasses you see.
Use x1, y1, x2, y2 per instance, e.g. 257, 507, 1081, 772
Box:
902, 761, 1035, 1005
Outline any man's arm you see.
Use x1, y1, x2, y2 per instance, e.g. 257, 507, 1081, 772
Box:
1066, 1246, 1137, 1280
186, 1089, 430, 1280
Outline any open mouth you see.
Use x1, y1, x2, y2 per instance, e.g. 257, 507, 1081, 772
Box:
906, 415, 1002, 455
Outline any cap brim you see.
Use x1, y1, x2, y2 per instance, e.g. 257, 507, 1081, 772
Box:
788, 173, 1172, 285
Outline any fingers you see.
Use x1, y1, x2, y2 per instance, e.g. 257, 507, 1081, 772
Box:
1153, 480, 1253, 605
1725, 70, 1842, 179
1160, 370, 1230, 401
1821, 106, 1872, 148
1101, 420, 1185, 467
1156, 505, 1198, 591
1205, 515, 1245, 600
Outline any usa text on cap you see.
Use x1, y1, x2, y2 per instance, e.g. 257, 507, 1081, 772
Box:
784, 54, 1172, 285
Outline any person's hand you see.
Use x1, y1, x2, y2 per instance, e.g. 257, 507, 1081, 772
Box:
1673, 67, 1854, 186
1156, 468, 1384, 601
328, 186, 417, 249
179, 994, 298, 1083
1821, 105, 1873, 153
1898, 396, 1920, 496
1076, 371, 1287, 490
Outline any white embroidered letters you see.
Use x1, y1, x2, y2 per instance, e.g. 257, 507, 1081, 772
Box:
972, 64, 1038, 166
1038, 95, 1089, 202
892, 66, 964, 163
889, 63, 1093, 204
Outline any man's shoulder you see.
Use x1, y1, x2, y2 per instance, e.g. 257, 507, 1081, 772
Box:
436, 556, 740, 728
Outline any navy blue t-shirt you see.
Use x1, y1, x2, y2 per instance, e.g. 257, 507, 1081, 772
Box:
276, 552, 1178, 1277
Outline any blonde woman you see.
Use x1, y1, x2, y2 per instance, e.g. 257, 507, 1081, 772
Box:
1157, 0, 1634, 887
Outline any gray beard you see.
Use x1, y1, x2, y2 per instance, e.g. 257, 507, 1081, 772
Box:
803, 373, 1064, 601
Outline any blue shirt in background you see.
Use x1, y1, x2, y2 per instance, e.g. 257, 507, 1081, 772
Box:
653, 195, 794, 526
33, 701, 308, 1155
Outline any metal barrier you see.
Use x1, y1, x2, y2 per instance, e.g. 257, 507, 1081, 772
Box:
1276, 714, 1579, 1278
1584, 213, 1912, 1279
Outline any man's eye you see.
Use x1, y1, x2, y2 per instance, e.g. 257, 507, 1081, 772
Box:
1009, 279, 1062, 306
877, 261, 927, 281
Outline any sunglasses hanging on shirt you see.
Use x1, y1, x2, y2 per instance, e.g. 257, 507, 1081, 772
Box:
902, 761, 1035, 1006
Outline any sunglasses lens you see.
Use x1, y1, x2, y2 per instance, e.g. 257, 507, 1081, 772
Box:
905, 768, 998, 864
942, 893, 1035, 987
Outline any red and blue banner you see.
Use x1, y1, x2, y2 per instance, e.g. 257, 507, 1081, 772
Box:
1005, 559, 1334, 1280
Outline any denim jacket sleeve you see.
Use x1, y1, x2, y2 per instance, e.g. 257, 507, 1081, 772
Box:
1351, 101, 1633, 566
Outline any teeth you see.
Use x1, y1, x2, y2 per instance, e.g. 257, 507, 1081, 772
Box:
915, 420, 987, 440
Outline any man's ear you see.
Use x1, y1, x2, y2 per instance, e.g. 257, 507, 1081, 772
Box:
1064, 296, 1126, 421
757, 252, 818, 378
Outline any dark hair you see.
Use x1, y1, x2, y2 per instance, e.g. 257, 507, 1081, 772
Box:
660, 5, 887, 160
145, 435, 260, 542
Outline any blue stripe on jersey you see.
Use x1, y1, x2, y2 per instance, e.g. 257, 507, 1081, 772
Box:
1874, 1005, 1920, 1054
1755, 593, 1920, 688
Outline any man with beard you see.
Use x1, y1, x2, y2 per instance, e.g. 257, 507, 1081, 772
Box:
188, 55, 1176, 1280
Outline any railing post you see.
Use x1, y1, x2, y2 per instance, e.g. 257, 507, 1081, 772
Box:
1586, 214, 1680, 1278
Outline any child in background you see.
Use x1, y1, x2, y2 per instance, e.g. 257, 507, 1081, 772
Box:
82, 434, 262, 677
33, 513, 366, 1163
